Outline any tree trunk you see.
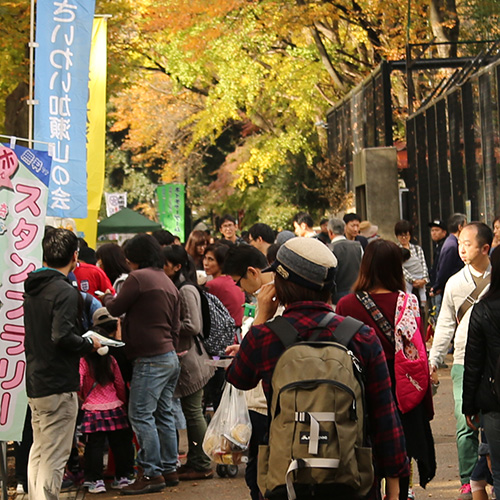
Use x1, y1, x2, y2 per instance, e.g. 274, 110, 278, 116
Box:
5, 82, 29, 140
429, 0, 460, 58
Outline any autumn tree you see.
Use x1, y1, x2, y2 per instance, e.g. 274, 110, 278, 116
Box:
2, 0, 500, 227
109, 0, 432, 224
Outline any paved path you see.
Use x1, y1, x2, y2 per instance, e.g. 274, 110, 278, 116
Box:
11, 354, 470, 500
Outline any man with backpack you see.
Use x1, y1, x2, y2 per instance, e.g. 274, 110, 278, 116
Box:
226, 237, 409, 500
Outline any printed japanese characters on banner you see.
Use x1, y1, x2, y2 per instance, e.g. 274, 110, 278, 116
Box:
34, 0, 96, 219
105, 192, 127, 217
0, 144, 52, 441
156, 184, 185, 241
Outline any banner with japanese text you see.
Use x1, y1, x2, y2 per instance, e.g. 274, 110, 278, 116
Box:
0, 144, 52, 441
105, 192, 127, 217
156, 184, 185, 241
75, 17, 108, 246
34, 0, 96, 219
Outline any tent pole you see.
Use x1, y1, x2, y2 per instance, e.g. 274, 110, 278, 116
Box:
0, 441, 7, 500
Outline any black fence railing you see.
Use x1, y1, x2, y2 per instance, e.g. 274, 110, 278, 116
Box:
405, 55, 500, 255
326, 61, 393, 193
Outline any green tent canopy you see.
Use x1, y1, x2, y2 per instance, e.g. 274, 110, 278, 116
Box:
97, 207, 162, 236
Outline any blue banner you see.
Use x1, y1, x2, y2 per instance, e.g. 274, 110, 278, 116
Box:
34, 0, 96, 218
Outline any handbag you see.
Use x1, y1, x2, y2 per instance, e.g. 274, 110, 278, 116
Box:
356, 291, 429, 413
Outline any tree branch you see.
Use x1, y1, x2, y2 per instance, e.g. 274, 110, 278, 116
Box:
296, 0, 345, 90
310, 27, 345, 91
138, 51, 211, 96
314, 83, 336, 105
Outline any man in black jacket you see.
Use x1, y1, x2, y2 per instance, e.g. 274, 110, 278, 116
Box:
428, 220, 448, 315
23, 228, 100, 500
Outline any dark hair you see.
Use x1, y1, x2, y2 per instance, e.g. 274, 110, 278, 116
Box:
484, 246, 500, 301
219, 214, 236, 228
463, 222, 493, 248
493, 216, 500, 227
95, 243, 131, 284
249, 223, 275, 244
353, 239, 406, 293
394, 220, 412, 237
78, 246, 97, 265
223, 245, 269, 276
292, 211, 314, 228
448, 213, 467, 234
217, 239, 235, 249
400, 247, 411, 262
78, 237, 89, 249
94, 320, 118, 336
275, 274, 331, 305
124, 233, 164, 269
204, 243, 229, 267
163, 245, 197, 285
85, 350, 114, 387
43, 228, 78, 268
240, 230, 250, 243
343, 213, 361, 224
152, 229, 176, 246
266, 243, 279, 265
320, 218, 329, 226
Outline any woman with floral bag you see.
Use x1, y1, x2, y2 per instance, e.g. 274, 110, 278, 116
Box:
337, 239, 436, 500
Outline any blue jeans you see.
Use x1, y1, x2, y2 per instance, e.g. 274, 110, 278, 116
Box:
483, 412, 500, 498
129, 351, 180, 477
431, 294, 442, 318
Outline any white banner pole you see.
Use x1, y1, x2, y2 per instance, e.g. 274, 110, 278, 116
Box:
28, 0, 36, 148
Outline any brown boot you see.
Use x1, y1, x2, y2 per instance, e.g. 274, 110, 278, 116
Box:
120, 474, 165, 495
177, 465, 214, 481
163, 470, 179, 486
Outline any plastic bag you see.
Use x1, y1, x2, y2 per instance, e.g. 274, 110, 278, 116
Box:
202, 383, 252, 465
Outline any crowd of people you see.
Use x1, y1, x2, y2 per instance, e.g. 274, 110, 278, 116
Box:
19, 210, 500, 500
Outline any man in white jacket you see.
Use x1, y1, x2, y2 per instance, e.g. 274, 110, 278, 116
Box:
429, 222, 492, 500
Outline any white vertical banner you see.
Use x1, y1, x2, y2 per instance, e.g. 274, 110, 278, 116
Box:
0, 144, 51, 440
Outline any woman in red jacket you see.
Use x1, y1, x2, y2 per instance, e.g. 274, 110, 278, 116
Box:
336, 239, 435, 500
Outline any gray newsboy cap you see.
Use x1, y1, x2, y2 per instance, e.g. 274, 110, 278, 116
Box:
264, 237, 337, 291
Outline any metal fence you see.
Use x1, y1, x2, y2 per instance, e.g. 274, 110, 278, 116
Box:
326, 61, 393, 192
405, 56, 500, 254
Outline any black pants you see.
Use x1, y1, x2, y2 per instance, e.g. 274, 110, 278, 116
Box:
246, 410, 268, 500
84, 427, 134, 481
204, 368, 226, 412
14, 407, 33, 490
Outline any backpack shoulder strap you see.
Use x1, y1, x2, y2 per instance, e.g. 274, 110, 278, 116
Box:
266, 311, 344, 347
266, 316, 300, 348
332, 316, 364, 347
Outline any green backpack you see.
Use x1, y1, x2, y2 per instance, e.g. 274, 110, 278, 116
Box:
257, 313, 374, 500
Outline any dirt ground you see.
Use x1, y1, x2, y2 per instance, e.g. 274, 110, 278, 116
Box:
5, 354, 479, 499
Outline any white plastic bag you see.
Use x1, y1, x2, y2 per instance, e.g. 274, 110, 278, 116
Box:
202, 383, 252, 465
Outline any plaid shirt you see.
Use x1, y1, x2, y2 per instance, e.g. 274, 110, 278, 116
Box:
226, 301, 409, 490
399, 243, 430, 284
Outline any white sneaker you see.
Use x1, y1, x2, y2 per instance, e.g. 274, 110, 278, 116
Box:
16, 483, 25, 495
111, 477, 134, 489
88, 479, 106, 494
